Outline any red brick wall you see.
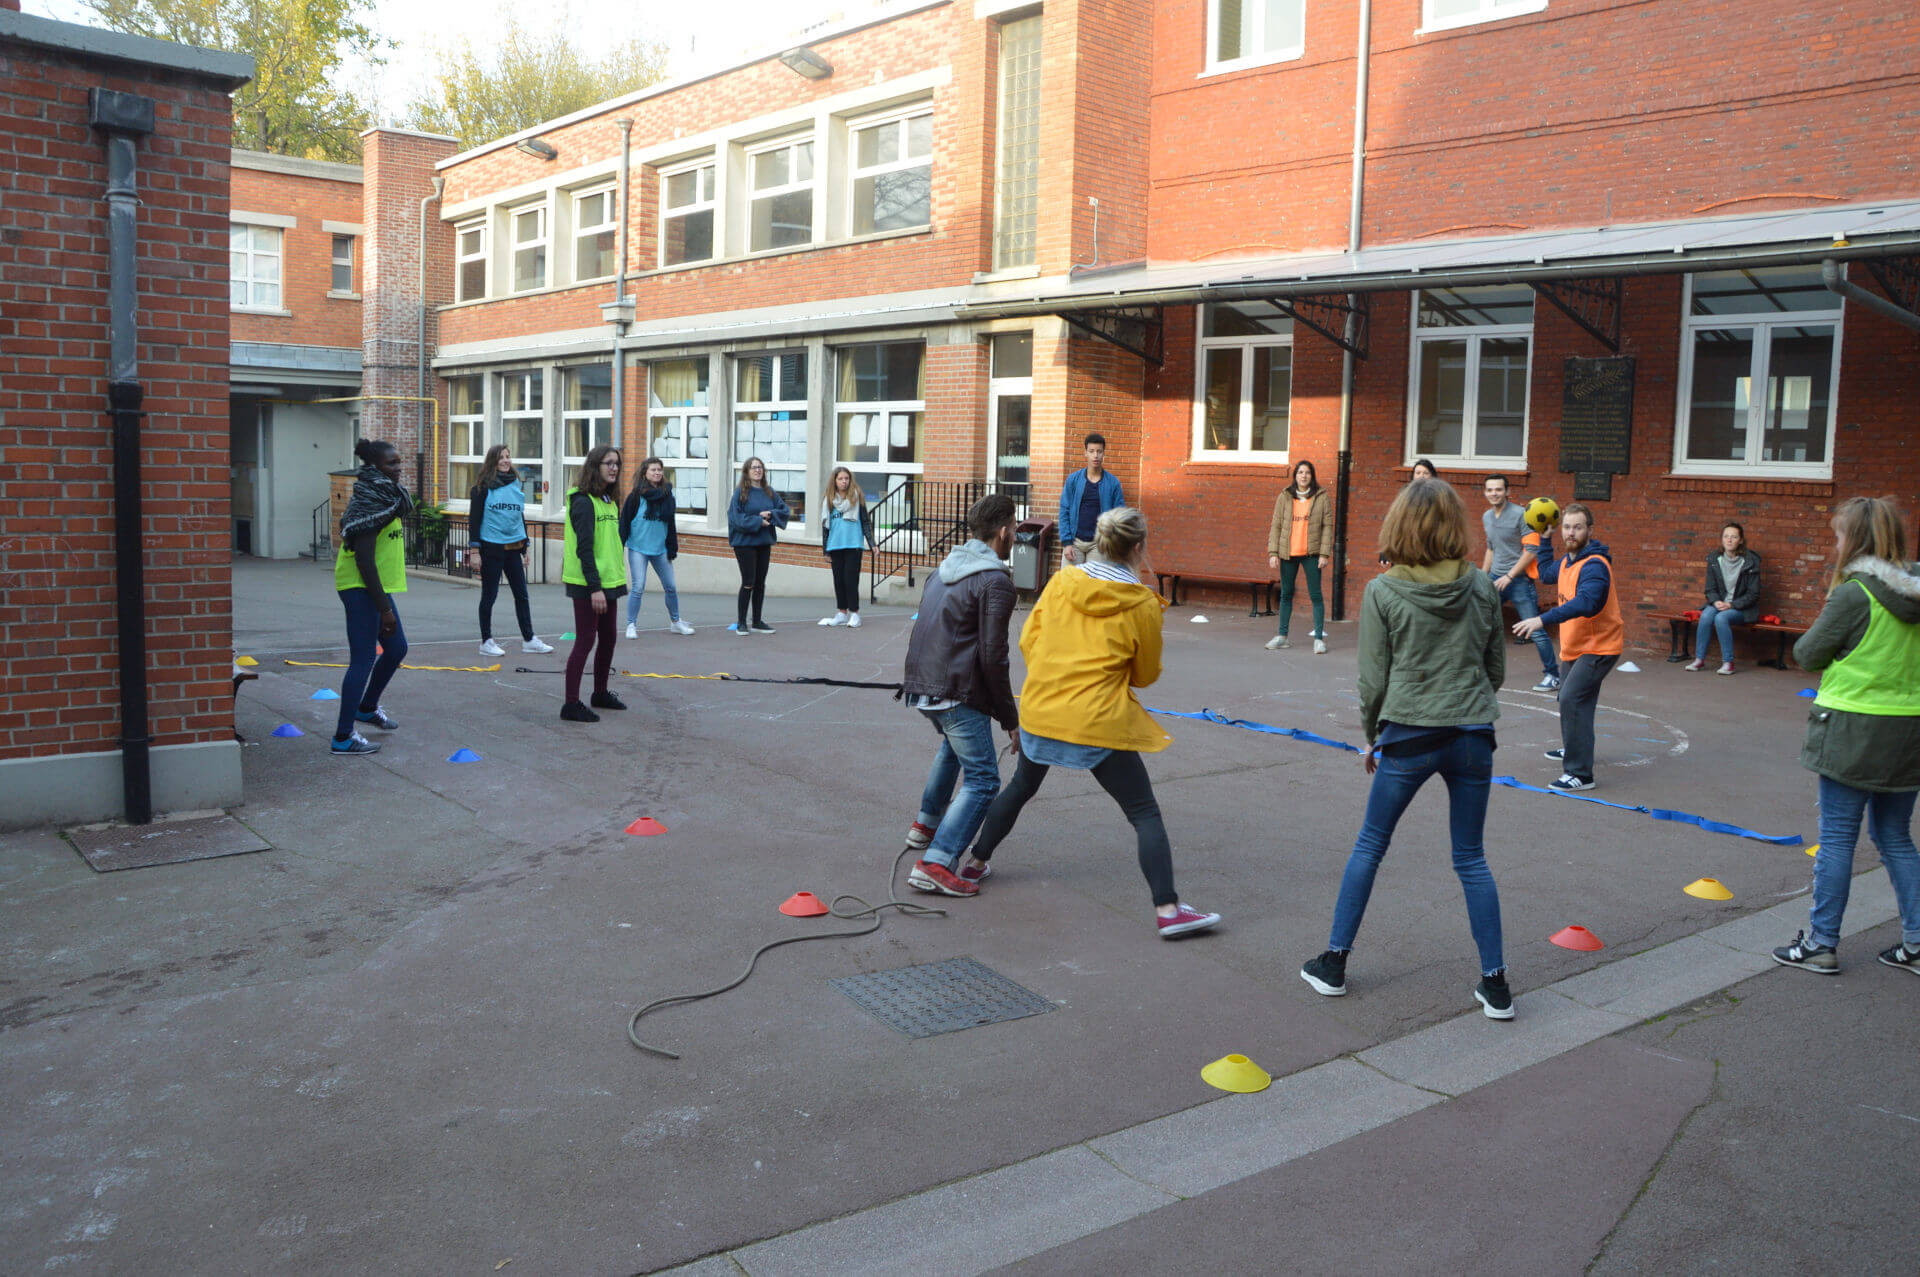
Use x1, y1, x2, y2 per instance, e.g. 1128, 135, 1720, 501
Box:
0, 41, 237, 762
229, 162, 362, 348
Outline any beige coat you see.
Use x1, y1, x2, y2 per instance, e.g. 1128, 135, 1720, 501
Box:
1267, 488, 1332, 559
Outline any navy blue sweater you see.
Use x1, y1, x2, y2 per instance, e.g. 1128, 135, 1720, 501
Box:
727, 485, 790, 547
1536, 540, 1614, 626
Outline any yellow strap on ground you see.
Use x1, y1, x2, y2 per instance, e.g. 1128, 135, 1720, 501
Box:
617, 671, 735, 680
282, 659, 504, 673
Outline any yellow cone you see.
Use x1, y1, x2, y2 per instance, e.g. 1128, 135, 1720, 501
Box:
1806, 842, 1820, 858
1200, 1053, 1271, 1094
1684, 877, 1734, 901
234, 655, 258, 667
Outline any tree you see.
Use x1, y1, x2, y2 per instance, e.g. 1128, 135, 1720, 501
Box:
404, 21, 669, 150
84, 0, 384, 161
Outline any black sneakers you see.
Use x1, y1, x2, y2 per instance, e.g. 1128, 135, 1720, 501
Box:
559, 700, 600, 723
1474, 971, 1515, 1020
1300, 950, 1348, 997
1772, 930, 1839, 974
1879, 943, 1920, 975
590, 690, 627, 711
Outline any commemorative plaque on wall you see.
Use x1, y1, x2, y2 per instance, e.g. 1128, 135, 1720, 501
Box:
1558, 356, 1635, 489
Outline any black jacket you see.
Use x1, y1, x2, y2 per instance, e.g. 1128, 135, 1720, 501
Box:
899, 547, 1019, 731
618, 484, 680, 560
1703, 549, 1762, 612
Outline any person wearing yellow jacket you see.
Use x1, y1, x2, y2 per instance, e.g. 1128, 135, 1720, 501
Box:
963, 506, 1221, 939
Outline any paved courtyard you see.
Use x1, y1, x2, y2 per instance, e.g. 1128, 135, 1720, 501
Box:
2, 557, 1915, 1274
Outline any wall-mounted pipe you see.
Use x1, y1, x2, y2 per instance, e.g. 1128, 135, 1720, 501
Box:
1331, 0, 1372, 623
1822, 257, 1920, 332
418, 176, 445, 499
612, 119, 634, 439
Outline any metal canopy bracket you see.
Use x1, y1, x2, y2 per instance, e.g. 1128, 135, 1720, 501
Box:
1059, 304, 1164, 365
1268, 293, 1370, 358
1530, 277, 1622, 351
1863, 256, 1920, 326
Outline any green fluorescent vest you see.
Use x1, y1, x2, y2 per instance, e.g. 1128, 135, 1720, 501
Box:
562, 489, 629, 589
1815, 583, 1920, 717
333, 517, 408, 593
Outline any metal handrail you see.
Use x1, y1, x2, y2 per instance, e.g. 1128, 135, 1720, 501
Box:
868, 479, 1031, 603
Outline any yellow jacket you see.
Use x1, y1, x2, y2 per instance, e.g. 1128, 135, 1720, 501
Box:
1018, 567, 1172, 753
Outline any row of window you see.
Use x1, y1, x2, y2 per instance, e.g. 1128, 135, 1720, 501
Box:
1208, 0, 1547, 73
230, 224, 355, 311
1195, 265, 1844, 478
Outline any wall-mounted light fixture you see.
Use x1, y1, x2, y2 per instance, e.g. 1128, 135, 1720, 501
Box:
515, 138, 559, 161
778, 46, 833, 80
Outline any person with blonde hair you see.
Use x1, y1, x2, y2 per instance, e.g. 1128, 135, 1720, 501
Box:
960, 506, 1221, 938
818, 465, 876, 628
1773, 496, 1920, 976
1301, 479, 1514, 1017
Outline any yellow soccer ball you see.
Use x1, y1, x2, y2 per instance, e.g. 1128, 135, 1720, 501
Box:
1524, 497, 1560, 533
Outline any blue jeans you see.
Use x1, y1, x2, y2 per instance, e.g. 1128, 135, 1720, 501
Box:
914, 705, 1002, 868
625, 549, 681, 626
1808, 777, 1920, 950
1500, 576, 1557, 676
1328, 731, 1505, 975
335, 589, 407, 742
1693, 605, 1753, 663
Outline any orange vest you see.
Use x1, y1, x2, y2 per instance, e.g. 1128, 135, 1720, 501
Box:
1557, 553, 1625, 658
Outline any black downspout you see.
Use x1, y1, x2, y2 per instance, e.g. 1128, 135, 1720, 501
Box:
91, 89, 157, 825
1331, 445, 1353, 622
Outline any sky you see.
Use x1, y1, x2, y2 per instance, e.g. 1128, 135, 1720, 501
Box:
22, 0, 863, 119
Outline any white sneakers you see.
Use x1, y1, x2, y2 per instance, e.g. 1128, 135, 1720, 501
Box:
478, 639, 505, 656
625, 623, 638, 639
521, 636, 553, 654
1313, 637, 1328, 655
670, 619, 695, 635
818, 611, 863, 628
848, 612, 863, 628
1265, 635, 1289, 650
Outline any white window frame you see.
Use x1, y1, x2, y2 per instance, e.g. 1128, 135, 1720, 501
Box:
1673, 271, 1844, 480
1191, 304, 1296, 462
745, 135, 816, 254
229, 221, 285, 312
509, 201, 549, 294
455, 219, 488, 302
659, 158, 718, 267
329, 233, 356, 295
848, 105, 933, 237
447, 374, 487, 505
647, 357, 714, 519
1419, 0, 1548, 35
1405, 287, 1534, 465
731, 350, 812, 524
498, 369, 552, 514
570, 187, 618, 284
560, 363, 614, 474
1205, 0, 1307, 75
834, 343, 927, 504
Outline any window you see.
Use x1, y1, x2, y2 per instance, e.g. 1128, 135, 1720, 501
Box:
1676, 266, 1842, 477
988, 333, 1033, 513
748, 137, 814, 252
649, 359, 712, 516
330, 234, 356, 293
993, 15, 1042, 270
1408, 284, 1533, 462
448, 375, 485, 499
229, 223, 282, 309
1194, 303, 1294, 458
572, 188, 617, 282
1208, 0, 1305, 71
661, 161, 716, 266
835, 343, 924, 503
456, 220, 487, 302
733, 352, 809, 520
562, 365, 613, 475
850, 109, 932, 236
510, 203, 548, 293
1421, 0, 1548, 33
500, 371, 547, 503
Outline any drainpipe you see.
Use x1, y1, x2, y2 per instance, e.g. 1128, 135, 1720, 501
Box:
1330, 0, 1371, 623
1822, 258, 1920, 332
90, 88, 157, 825
604, 121, 638, 438
419, 177, 445, 499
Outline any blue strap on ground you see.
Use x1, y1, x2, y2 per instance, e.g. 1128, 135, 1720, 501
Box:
1149, 705, 1802, 846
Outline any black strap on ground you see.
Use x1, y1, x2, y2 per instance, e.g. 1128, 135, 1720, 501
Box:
511, 666, 904, 691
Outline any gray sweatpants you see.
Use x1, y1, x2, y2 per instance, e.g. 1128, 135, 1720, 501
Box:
1557, 653, 1618, 782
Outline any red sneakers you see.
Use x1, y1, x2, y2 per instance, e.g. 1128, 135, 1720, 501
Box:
907, 860, 979, 897
957, 859, 992, 884
905, 821, 936, 850
1157, 903, 1221, 939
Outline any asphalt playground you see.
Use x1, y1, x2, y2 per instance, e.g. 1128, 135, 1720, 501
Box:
2, 557, 1915, 1274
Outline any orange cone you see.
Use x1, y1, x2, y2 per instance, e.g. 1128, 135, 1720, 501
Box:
779, 891, 829, 917
1550, 925, 1605, 951
625, 817, 667, 836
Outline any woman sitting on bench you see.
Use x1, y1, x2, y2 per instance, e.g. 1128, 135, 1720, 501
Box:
1687, 521, 1763, 674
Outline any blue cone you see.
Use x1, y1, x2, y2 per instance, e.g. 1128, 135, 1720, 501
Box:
911, 612, 919, 620
310, 688, 340, 700
447, 748, 483, 763
1797, 688, 1817, 698
271, 723, 304, 738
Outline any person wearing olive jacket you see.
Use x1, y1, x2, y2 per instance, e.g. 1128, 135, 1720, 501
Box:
1772, 496, 1920, 977
1685, 521, 1763, 673
1300, 478, 1516, 1019
559, 445, 629, 723
1266, 458, 1334, 653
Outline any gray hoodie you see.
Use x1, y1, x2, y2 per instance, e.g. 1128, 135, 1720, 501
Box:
1357, 560, 1506, 745
1795, 556, 1920, 792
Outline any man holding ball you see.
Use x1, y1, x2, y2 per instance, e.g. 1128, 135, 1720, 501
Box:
1515, 503, 1622, 791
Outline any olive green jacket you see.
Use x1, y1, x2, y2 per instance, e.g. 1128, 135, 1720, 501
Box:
1796, 557, 1920, 792
1357, 560, 1505, 745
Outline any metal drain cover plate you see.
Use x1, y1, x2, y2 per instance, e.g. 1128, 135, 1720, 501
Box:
67, 813, 270, 873
831, 956, 1055, 1039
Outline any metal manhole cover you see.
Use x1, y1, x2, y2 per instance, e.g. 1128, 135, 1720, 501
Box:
830, 956, 1055, 1039
66, 814, 270, 872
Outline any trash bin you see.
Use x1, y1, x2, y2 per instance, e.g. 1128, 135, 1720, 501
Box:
1011, 518, 1055, 592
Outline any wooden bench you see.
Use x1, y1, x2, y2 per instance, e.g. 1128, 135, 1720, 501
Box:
1649, 611, 1806, 670
1154, 571, 1276, 617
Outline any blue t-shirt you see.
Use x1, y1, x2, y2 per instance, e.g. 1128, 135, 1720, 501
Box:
824, 505, 866, 552
626, 506, 669, 557
1076, 483, 1104, 541
479, 482, 527, 544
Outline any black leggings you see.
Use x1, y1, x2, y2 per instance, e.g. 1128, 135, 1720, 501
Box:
829, 548, 863, 612
735, 544, 772, 627
564, 593, 618, 702
971, 749, 1179, 907
477, 542, 533, 641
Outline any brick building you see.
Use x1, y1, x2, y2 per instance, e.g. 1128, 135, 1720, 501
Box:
0, 5, 251, 826
355, 0, 1917, 635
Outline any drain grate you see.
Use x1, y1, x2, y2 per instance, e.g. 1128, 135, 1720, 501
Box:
67, 814, 270, 873
831, 957, 1055, 1039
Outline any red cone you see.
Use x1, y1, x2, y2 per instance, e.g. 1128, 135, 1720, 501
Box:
1550, 925, 1605, 951
625, 817, 667, 836
779, 891, 829, 917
